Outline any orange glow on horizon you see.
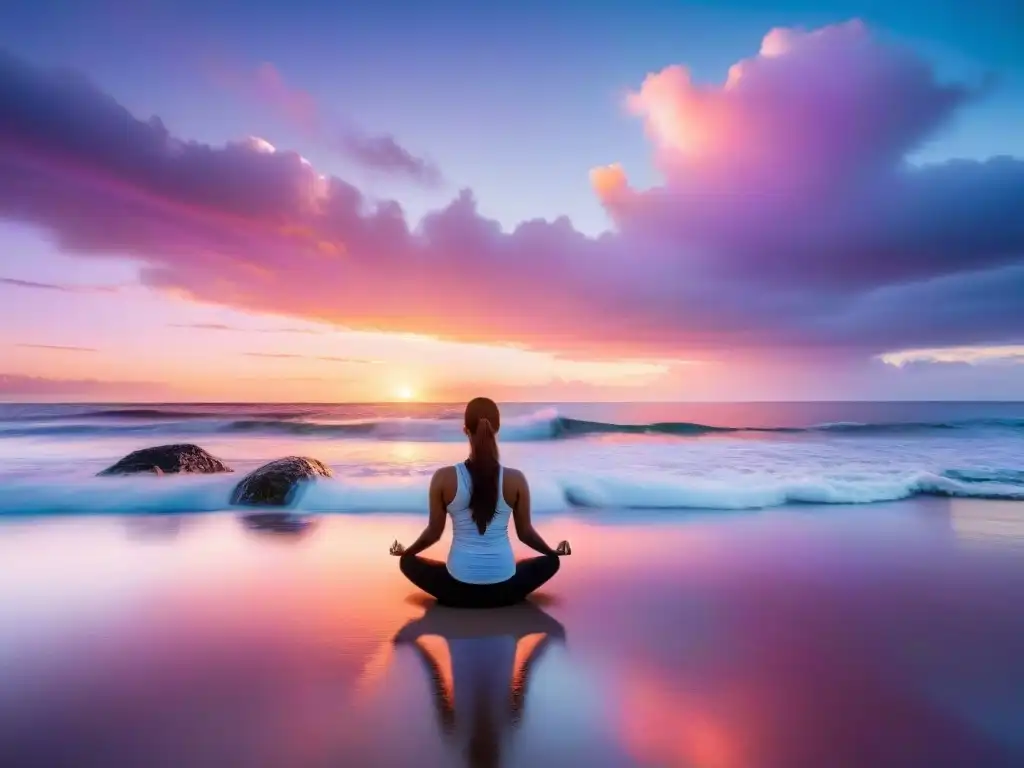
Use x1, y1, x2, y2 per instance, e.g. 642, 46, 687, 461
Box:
3, 307, 690, 401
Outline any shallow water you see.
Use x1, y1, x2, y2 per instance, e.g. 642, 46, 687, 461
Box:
2, 499, 1023, 767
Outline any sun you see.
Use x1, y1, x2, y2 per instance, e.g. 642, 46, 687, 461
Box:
396, 386, 415, 401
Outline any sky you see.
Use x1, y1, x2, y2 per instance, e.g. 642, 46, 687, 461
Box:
0, 0, 1022, 402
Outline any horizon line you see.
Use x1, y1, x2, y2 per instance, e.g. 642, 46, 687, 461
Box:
2, 399, 1023, 406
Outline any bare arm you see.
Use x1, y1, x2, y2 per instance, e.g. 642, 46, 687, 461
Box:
408, 640, 456, 733
511, 471, 559, 556
399, 469, 449, 557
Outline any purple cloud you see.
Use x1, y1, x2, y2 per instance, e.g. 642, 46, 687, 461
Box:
336, 129, 442, 186
0, 373, 167, 397
596, 21, 1022, 290
16, 343, 97, 352
168, 323, 325, 334
1, 277, 68, 291
1, 276, 119, 293
0, 23, 1022, 362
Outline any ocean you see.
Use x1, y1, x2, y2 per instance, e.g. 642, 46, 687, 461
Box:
1, 400, 1023, 515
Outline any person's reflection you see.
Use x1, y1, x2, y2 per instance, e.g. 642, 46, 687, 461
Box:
392, 601, 567, 768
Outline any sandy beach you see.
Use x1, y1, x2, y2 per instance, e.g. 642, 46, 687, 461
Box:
2, 498, 1023, 767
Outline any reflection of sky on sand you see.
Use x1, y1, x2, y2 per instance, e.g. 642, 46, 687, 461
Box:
0, 514, 627, 766
947, 500, 1024, 547
1, 506, 1023, 766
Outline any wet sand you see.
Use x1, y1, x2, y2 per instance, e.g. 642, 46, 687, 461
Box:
2, 498, 1023, 767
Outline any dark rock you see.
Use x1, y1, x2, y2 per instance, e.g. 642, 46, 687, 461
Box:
98, 444, 232, 476
230, 456, 331, 506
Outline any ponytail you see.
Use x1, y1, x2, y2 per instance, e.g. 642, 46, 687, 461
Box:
463, 398, 501, 534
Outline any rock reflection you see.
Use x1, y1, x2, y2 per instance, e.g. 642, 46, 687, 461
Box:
238, 512, 318, 537
122, 514, 188, 541
392, 600, 567, 768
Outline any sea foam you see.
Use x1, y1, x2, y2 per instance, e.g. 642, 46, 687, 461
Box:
1, 467, 1021, 516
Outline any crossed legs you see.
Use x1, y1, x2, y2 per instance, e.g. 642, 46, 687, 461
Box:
399, 554, 560, 608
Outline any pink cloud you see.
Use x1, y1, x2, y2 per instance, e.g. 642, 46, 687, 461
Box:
624, 21, 967, 191
251, 62, 319, 129
597, 21, 1021, 290
0, 24, 1022, 363
221, 62, 441, 186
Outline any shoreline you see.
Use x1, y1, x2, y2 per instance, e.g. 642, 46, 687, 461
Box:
2, 474, 1023, 518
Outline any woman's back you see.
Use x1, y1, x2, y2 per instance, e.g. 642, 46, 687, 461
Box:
392, 396, 568, 608
446, 462, 515, 584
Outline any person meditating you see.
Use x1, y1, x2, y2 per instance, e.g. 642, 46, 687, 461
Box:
390, 397, 570, 608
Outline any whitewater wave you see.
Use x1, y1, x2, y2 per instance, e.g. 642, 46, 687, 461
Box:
2, 407, 1022, 441
1, 467, 1021, 516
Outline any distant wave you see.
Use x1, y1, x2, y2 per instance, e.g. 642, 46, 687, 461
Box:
1, 408, 1023, 441
805, 418, 1024, 433
90, 408, 315, 420
550, 417, 742, 437
1, 466, 1021, 516
9, 407, 320, 421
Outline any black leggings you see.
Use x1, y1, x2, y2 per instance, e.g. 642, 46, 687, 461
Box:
399, 554, 560, 609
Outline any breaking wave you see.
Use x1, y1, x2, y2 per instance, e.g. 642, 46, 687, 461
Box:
1, 467, 1021, 516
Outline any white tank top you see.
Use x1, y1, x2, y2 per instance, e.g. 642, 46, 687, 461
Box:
446, 462, 515, 584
